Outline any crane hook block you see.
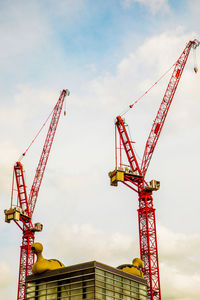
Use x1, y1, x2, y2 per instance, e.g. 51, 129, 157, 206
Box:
194, 67, 198, 73
66, 89, 70, 96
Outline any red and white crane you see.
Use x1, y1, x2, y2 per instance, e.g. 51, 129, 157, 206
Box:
109, 39, 199, 299
4, 89, 70, 300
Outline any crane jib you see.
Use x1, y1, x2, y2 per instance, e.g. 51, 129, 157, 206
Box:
141, 40, 199, 177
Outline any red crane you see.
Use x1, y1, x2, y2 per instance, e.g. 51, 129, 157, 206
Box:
109, 39, 199, 299
4, 89, 70, 300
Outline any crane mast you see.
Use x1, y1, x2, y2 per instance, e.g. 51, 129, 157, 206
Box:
4, 89, 70, 300
109, 40, 199, 300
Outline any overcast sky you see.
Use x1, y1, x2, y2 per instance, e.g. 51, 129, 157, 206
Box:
0, 1, 200, 299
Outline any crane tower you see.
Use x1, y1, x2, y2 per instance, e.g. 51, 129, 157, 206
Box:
4, 89, 70, 300
109, 39, 200, 299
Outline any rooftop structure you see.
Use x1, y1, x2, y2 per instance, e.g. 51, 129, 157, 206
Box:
26, 261, 147, 299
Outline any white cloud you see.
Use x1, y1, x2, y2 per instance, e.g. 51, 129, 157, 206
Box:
58, 169, 100, 192
0, 0, 86, 60
0, 141, 19, 192
84, 29, 199, 133
46, 0, 85, 17
0, 261, 17, 300
0, 84, 62, 138
121, 0, 170, 14
157, 224, 200, 299
0, 84, 61, 176
46, 223, 137, 267
158, 224, 200, 263
188, 0, 200, 14
161, 262, 200, 300
0, 261, 14, 288
0, 2, 49, 65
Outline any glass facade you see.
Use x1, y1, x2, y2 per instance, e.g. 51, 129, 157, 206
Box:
26, 261, 147, 300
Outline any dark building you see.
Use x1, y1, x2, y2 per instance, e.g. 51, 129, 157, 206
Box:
26, 261, 147, 300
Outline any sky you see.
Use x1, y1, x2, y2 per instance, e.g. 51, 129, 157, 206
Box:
0, 0, 200, 299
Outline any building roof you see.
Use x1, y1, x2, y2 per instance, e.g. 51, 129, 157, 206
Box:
26, 260, 147, 285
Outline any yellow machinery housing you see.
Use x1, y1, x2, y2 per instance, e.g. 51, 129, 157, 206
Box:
4, 208, 43, 232
109, 169, 160, 192
4, 207, 25, 223
108, 167, 142, 187
144, 180, 160, 192
108, 169, 125, 186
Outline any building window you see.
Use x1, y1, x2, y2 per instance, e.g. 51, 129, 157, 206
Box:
26, 261, 147, 300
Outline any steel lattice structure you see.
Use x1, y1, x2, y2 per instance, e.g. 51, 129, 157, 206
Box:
109, 40, 199, 299
5, 89, 70, 300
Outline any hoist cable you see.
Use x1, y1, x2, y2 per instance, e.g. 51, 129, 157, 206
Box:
120, 62, 176, 117
19, 106, 55, 161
